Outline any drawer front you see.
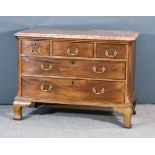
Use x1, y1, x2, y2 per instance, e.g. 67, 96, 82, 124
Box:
22, 40, 50, 56
22, 77, 125, 103
22, 57, 126, 80
96, 43, 126, 59
53, 41, 94, 57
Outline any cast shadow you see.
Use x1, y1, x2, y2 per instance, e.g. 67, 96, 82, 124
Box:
22, 104, 123, 128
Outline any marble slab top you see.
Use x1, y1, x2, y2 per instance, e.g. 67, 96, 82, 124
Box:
15, 28, 139, 41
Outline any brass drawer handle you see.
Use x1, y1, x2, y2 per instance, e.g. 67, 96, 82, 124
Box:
66, 48, 79, 56
29, 42, 41, 55
92, 88, 105, 95
40, 84, 53, 92
30, 46, 41, 55
105, 47, 117, 58
93, 66, 106, 73
41, 64, 53, 71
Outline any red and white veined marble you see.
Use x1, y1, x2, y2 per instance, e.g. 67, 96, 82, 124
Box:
15, 28, 138, 41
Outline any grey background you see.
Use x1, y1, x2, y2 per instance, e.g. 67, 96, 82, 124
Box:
0, 16, 154, 104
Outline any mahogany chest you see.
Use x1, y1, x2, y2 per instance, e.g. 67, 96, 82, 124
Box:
13, 29, 138, 128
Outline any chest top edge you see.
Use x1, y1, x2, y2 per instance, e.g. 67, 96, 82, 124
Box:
14, 28, 139, 41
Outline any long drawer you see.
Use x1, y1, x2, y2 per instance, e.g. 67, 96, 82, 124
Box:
22, 57, 126, 80
22, 77, 125, 103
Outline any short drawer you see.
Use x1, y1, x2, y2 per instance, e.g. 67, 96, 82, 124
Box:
96, 43, 126, 59
22, 57, 126, 80
22, 40, 50, 56
22, 77, 125, 103
52, 41, 94, 57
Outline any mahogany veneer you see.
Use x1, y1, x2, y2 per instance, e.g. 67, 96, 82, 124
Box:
13, 28, 138, 128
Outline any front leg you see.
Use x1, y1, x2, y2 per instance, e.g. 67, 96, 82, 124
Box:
13, 104, 23, 120
13, 101, 32, 120
113, 107, 132, 128
123, 107, 132, 128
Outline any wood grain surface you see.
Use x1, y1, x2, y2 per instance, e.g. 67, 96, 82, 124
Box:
22, 76, 125, 103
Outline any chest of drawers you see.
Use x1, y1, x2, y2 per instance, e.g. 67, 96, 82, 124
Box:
13, 29, 138, 128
